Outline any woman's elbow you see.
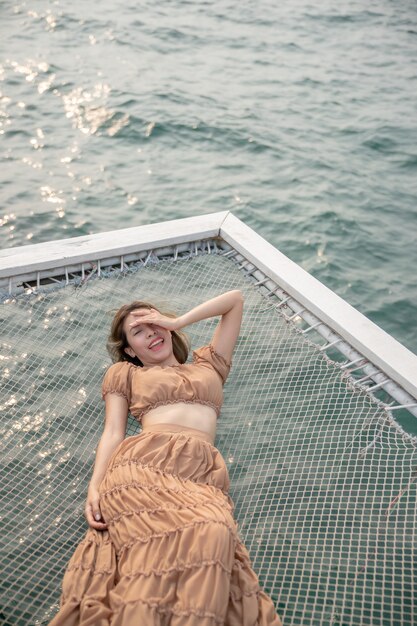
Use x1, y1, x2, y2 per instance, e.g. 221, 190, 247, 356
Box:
102, 427, 126, 445
232, 289, 244, 303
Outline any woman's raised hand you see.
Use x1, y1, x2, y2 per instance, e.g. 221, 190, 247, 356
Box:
85, 485, 108, 530
128, 308, 180, 332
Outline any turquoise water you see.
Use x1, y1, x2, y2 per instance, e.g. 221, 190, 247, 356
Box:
1, 0, 417, 355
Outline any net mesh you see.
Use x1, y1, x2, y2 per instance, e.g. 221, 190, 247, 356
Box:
1, 250, 416, 626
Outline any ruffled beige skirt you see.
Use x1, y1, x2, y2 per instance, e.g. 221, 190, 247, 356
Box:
48, 423, 282, 625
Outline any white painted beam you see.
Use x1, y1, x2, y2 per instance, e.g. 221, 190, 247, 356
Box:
1, 209, 416, 400
220, 212, 417, 399
0, 211, 230, 278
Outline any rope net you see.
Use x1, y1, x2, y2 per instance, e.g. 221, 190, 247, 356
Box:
1, 249, 416, 626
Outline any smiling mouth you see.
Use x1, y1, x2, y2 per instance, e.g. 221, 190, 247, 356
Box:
149, 338, 164, 350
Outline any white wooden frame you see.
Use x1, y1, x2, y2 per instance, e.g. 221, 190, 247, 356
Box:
1, 210, 416, 401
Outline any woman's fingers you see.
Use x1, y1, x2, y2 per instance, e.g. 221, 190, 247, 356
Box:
85, 501, 108, 530
129, 310, 177, 331
91, 496, 102, 521
130, 308, 155, 318
129, 310, 157, 325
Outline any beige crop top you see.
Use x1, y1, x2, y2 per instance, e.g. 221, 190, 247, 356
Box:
101, 344, 232, 424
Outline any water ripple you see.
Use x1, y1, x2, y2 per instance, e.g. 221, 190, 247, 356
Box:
0, 0, 416, 352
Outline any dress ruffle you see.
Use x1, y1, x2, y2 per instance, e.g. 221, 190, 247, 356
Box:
49, 425, 282, 625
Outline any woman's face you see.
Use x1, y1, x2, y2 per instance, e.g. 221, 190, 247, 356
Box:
122, 309, 174, 367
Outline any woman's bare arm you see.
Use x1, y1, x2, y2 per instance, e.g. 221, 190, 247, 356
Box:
129, 290, 244, 367
177, 289, 244, 365
86, 394, 128, 529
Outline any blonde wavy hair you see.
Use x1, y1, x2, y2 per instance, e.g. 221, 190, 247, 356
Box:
106, 300, 190, 367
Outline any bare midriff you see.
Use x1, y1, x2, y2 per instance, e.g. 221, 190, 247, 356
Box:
141, 402, 217, 441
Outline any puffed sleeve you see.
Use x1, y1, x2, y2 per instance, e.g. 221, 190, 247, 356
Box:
192, 344, 232, 385
101, 361, 132, 404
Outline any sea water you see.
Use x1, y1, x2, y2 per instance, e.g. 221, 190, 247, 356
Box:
1, 3, 417, 623
1, 0, 416, 351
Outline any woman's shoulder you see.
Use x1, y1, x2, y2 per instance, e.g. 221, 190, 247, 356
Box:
104, 360, 134, 375
192, 343, 232, 384
102, 360, 134, 402
192, 343, 232, 366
